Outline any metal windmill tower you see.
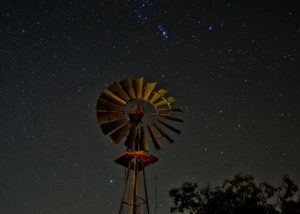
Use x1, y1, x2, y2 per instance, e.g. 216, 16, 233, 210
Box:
96, 77, 183, 214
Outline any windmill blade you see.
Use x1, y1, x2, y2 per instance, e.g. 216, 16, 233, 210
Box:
154, 96, 176, 107
110, 122, 131, 144
139, 126, 149, 152
120, 78, 136, 99
148, 125, 162, 150
108, 81, 130, 102
157, 119, 181, 134
96, 98, 124, 112
153, 123, 174, 143
143, 82, 157, 101
159, 115, 184, 122
157, 108, 182, 114
101, 118, 128, 135
134, 77, 143, 99
100, 89, 127, 105
124, 125, 139, 150
97, 111, 124, 124
149, 89, 168, 103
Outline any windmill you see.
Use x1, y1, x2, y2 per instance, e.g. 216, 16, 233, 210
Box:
96, 77, 183, 214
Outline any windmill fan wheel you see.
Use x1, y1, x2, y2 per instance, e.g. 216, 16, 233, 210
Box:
96, 77, 183, 152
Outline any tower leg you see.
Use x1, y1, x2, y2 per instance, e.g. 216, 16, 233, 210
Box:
131, 157, 139, 214
119, 161, 131, 214
142, 167, 150, 214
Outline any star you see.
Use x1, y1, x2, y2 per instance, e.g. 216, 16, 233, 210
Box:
158, 24, 169, 40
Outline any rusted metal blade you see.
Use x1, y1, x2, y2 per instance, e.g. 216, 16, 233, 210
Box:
96, 98, 125, 112
124, 125, 139, 150
139, 126, 149, 152
148, 125, 162, 150
157, 108, 182, 114
110, 122, 131, 144
153, 123, 174, 143
159, 115, 184, 122
134, 77, 143, 99
143, 82, 157, 101
101, 118, 128, 135
154, 96, 176, 107
149, 89, 168, 103
157, 119, 181, 134
97, 112, 124, 124
100, 89, 127, 105
108, 81, 130, 102
120, 78, 136, 99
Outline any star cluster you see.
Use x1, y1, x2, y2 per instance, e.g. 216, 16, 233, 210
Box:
0, 0, 299, 213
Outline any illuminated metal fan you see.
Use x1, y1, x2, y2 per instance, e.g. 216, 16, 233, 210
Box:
96, 77, 183, 152
96, 77, 183, 214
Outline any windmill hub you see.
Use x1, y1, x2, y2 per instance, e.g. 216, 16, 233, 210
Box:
125, 99, 157, 126
129, 105, 145, 124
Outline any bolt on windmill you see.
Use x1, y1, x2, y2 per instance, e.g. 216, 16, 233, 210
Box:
96, 77, 183, 214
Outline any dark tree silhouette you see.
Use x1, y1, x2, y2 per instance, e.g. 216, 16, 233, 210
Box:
169, 173, 300, 214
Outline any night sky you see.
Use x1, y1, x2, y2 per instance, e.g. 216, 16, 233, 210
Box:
1, 0, 300, 213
